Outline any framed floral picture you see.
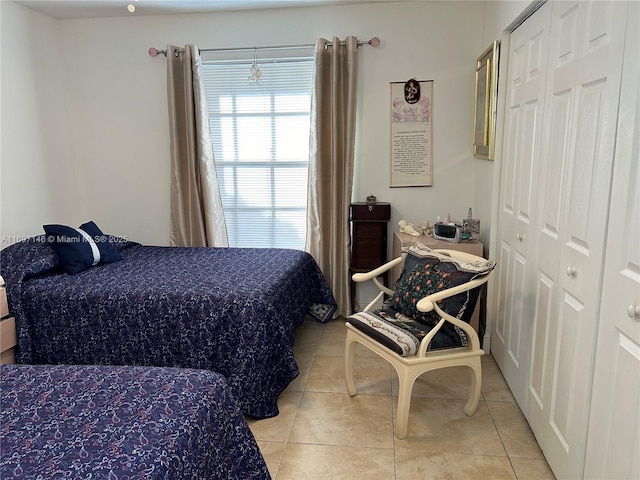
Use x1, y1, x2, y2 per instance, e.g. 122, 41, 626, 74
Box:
473, 41, 499, 160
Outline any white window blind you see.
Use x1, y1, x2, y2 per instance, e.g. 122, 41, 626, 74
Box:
201, 51, 314, 249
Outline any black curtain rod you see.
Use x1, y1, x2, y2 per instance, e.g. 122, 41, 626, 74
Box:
148, 37, 380, 57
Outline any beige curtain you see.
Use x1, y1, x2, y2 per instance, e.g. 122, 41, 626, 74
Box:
167, 44, 228, 247
305, 36, 358, 317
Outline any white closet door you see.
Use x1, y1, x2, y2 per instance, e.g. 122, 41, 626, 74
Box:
584, 3, 640, 478
491, 1, 551, 408
528, 2, 628, 478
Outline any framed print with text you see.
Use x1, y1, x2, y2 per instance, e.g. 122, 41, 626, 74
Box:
390, 79, 433, 187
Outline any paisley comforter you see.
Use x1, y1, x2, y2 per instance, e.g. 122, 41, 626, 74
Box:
0, 238, 336, 418
0, 363, 270, 479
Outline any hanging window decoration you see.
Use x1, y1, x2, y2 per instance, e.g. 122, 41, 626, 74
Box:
390, 79, 433, 187
247, 48, 262, 84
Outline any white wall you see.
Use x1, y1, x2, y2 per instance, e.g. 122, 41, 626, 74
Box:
0, 1, 81, 246
483, 0, 532, 39
1, 0, 531, 253
2, 0, 486, 246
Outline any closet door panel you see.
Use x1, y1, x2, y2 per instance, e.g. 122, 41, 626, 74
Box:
494, 2, 633, 478
585, 3, 640, 477
565, 80, 609, 256
507, 252, 528, 364
540, 92, 570, 238
516, 104, 539, 225
548, 290, 586, 446
530, 2, 628, 478
494, 243, 512, 344
529, 76, 571, 428
492, 1, 551, 407
585, 331, 640, 480
500, 108, 520, 218
529, 272, 553, 410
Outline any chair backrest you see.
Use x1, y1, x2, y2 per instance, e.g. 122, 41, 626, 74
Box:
390, 243, 496, 326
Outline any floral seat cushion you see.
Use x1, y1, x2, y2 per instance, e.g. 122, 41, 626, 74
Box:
347, 301, 469, 356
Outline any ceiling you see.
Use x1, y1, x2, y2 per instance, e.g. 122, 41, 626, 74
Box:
13, 0, 405, 19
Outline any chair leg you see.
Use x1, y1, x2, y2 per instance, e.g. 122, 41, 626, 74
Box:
344, 331, 357, 396
394, 368, 419, 439
463, 358, 482, 416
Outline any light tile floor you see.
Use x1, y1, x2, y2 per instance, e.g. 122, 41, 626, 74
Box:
246, 318, 557, 480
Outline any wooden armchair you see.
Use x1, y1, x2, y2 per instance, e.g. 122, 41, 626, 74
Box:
344, 245, 495, 439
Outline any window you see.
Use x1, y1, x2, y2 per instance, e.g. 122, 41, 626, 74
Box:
202, 51, 314, 249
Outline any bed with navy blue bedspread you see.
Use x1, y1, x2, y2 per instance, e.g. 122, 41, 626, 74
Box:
0, 238, 336, 419
0, 363, 270, 479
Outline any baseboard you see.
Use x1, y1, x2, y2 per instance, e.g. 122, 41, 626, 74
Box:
482, 334, 491, 353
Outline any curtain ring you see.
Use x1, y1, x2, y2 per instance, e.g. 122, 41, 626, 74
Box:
173, 48, 180, 57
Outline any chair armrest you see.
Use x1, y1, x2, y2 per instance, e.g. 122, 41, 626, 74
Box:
415, 270, 494, 313
351, 257, 403, 283
415, 306, 483, 357
414, 270, 494, 357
